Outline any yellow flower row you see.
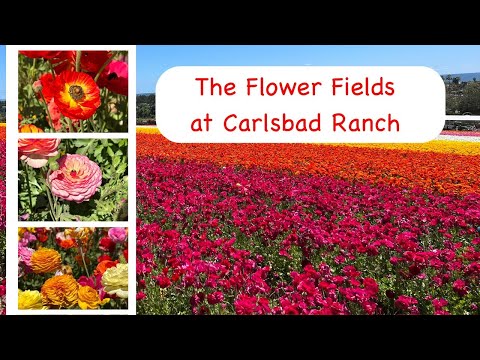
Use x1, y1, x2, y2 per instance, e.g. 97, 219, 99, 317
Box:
135, 127, 480, 156
330, 141, 480, 156
136, 126, 160, 134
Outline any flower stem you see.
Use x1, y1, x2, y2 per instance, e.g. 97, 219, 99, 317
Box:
78, 246, 90, 277
39, 92, 56, 133
21, 162, 34, 215
42, 169, 59, 222
66, 117, 75, 133
75, 51, 82, 72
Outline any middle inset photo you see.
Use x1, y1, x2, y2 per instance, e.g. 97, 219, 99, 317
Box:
18, 136, 128, 221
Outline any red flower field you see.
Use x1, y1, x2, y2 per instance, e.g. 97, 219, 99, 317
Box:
0, 126, 5, 314
136, 128, 480, 315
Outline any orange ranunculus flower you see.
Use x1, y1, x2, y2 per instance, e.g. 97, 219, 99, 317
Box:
18, 138, 60, 168
19, 124, 44, 133
55, 231, 77, 249
30, 248, 62, 274
41, 274, 79, 309
53, 71, 100, 120
64, 227, 94, 249
77, 285, 110, 310
94, 259, 119, 276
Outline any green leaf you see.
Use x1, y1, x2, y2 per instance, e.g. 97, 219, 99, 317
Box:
113, 156, 121, 168
94, 145, 104, 158
73, 139, 93, 147
76, 146, 89, 156
107, 146, 115, 158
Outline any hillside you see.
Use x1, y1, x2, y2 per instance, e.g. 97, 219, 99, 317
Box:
442, 72, 480, 82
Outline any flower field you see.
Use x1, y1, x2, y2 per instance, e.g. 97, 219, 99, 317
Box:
137, 128, 480, 315
0, 125, 5, 314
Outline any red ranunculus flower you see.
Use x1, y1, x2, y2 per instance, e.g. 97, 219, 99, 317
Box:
98, 60, 128, 96
20, 51, 63, 59
53, 71, 100, 120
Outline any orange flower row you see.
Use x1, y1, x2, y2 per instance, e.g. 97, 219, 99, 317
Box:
136, 131, 480, 195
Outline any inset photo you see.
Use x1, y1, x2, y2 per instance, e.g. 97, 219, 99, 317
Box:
18, 50, 128, 133
18, 227, 128, 310
18, 137, 128, 221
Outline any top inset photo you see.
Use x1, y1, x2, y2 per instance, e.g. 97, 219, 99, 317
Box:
18, 50, 128, 133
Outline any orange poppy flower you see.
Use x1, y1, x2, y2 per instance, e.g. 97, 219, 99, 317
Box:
53, 71, 100, 120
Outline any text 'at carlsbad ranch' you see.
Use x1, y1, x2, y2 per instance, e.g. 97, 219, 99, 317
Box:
191, 76, 400, 133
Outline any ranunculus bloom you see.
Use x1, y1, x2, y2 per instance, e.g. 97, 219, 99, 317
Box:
98, 254, 112, 263
18, 245, 34, 267
18, 289, 44, 310
64, 227, 94, 246
80, 51, 112, 73
94, 260, 118, 276
48, 154, 102, 203
20, 51, 63, 59
30, 248, 62, 274
35, 228, 50, 243
37, 73, 56, 103
55, 231, 76, 249
98, 60, 128, 96
77, 285, 110, 310
108, 227, 127, 243
102, 263, 128, 298
53, 71, 100, 120
18, 138, 60, 168
99, 236, 115, 252
41, 274, 79, 309
18, 245, 34, 277
19, 124, 44, 133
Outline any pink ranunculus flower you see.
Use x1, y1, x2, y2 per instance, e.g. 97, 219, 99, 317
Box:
47, 154, 102, 203
98, 60, 128, 96
18, 245, 34, 267
18, 138, 61, 168
18, 244, 34, 277
108, 227, 127, 243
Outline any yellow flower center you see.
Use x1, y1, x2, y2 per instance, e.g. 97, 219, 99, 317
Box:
69, 85, 85, 101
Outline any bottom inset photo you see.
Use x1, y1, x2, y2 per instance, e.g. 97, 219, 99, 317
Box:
18, 227, 128, 311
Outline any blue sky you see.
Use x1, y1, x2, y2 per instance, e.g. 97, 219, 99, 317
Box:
0, 45, 479, 98
137, 45, 480, 94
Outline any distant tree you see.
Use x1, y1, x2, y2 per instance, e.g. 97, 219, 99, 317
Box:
459, 82, 480, 114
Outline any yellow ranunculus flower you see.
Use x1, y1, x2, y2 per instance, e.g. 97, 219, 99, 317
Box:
101, 263, 128, 298
78, 285, 110, 310
64, 227, 94, 243
41, 274, 79, 308
31, 248, 62, 274
18, 289, 44, 310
